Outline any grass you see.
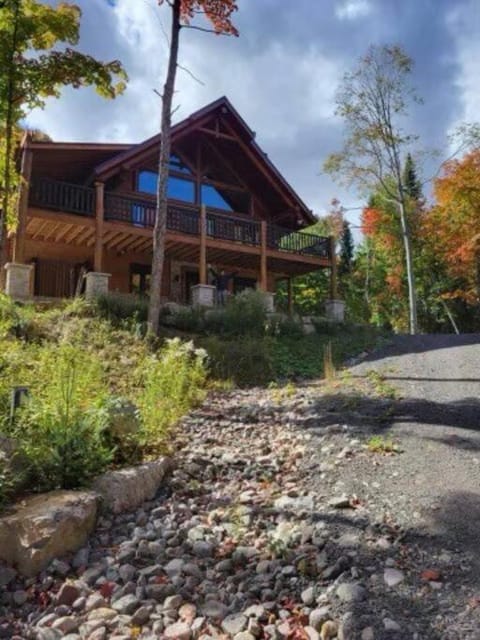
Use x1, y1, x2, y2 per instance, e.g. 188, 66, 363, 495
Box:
367, 434, 401, 454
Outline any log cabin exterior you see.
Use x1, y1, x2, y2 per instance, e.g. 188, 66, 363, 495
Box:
7, 97, 336, 311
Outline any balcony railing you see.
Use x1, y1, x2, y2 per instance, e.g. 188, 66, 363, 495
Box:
29, 178, 330, 260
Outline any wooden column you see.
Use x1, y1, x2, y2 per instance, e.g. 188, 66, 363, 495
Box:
287, 277, 293, 314
199, 204, 207, 285
12, 141, 33, 264
329, 235, 338, 299
260, 220, 268, 291
94, 182, 104, 272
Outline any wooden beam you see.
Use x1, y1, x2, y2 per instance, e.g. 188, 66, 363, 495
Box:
199, 205, 207, 284
201, 135, 250, 193
55, 224, 75, 243
329, 236, 338, 299
65, 226, 85, 244
107, 232, 129, 250
260, 220, 267, 291
13, 144, 33, 263
198, 127, 238, 142
28, 207, 96, 227
31, 221, 50, 240
75, 227, 94, 246
94, 182, 104, 271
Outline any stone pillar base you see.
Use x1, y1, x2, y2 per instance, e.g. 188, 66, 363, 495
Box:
325, 299, 345, 322
85, 272, 110, 299
263, 292, 275, 313
191, 284, 215, 307
4, 263, 34, 299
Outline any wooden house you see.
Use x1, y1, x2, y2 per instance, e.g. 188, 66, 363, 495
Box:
6, 97, 337, 312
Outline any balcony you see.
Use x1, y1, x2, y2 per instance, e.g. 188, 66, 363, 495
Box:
29, 177, 330, 260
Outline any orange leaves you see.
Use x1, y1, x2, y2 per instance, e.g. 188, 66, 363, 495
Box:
361, 206, 382, 237
180, 0, 238, 35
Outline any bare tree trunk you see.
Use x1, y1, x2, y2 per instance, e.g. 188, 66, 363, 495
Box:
147, 0, 181, 334
398, 198, 418, 334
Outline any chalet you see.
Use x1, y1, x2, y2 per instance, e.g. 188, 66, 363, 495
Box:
6, 97, 340, 315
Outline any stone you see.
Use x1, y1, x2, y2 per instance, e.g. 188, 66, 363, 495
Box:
87, 608, 118, 621
336, 583, 367, 603
191, 284, 215, 308
4, 262, 33, 299
320, 621, 338, 640
179, 603, 197, 622
12, 590, 28, 606
221, 614, 247, 635
201, 600, 229, 619
328, 495, 352, 509
0, 565, 16, 586
51, 617, 80, 634
361, 628, 375, 640
84, 271, 111, 299
164, 594, 183, 610
112, 593, 139, 615
309, 607, 331, 631
383, 618, 401, 632
118, 564, 136, 583
383, 568, 404, 587
301, 586, 316, 605
131, 605, 152, 626
164, 621, 192, 640
56, 582, 80, 606
192, 540, 214, 558
0, 491, 99, 577
305, 627, 320, 640
92, 457, 171, 514
85, 593, 107, 612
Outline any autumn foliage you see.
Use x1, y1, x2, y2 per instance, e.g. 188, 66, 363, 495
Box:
159, 0, 239, 35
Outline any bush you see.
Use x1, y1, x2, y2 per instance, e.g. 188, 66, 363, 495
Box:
136, 338, 207, 451
265, 313, 305, 339
96, 292, 148, 326
11, 344, 113, 491
216, 289, 267, 337
162, 306, 206, 333
202, 336, 273, 387
0, 294, 36, 340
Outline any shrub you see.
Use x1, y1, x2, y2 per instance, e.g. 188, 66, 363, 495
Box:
162, 306, 205, 333
0, 294, 36, 340
202, 336, 273, 387
100, 395, 143, 465
137, 338, 207, 451
96, 292, 148, 325
11, 344, 113, 491
265, 313, 305, 339
218, 289, 267, 337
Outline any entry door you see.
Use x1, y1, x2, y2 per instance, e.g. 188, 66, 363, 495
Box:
34, 259, 78, 297
184, 269, 199, 303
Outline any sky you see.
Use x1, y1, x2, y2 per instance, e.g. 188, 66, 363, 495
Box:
26, 0, 480, 231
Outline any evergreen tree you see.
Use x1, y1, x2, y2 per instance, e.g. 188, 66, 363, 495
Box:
403, 153, 422, 201
339, 220, 354, 276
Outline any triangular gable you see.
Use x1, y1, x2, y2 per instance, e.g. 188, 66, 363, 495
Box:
94, 96, 315, 226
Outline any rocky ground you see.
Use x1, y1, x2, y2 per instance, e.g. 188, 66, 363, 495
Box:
2, 335, 480, 640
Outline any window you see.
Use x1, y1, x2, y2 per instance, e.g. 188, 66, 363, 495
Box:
169, 154, 192, 175
130, 263, 151, 296
137, 169, 195, 203
201, 184, 233, 211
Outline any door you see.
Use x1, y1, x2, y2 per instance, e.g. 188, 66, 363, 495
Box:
184, 269, 199, 303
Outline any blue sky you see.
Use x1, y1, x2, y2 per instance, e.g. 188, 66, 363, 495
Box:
27, 0, 480, 230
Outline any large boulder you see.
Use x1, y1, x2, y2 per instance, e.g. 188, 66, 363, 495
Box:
92, 457, 172, 514
0, 491, 99, 577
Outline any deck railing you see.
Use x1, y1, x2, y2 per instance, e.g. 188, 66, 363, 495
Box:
29, 177, 95, 217
29, 178, 329, 259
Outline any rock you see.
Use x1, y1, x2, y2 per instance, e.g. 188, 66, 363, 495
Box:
12, 590, 28, 606
301, 586, 316, 605
320, 620, 338, 640
274, 495, 314, 511
87, 607, 118, 621
383, 618, 401, 632
221, 614, 247, 635
72, 547, 90, 569
104, 397, 140, 439
234, 633, 255, 640
0, 566, 16, 586
305, 627, 320, 640
328, 495, 352, 509
92, 457, 171, 514
164, 594, 183, 610
179, 603, 197, 622
164, 621, 192, 640
361, 628, 375, 640
383, 568, 404, 587
0, 491, 98, 577
309, 607, 331, 631
51, 616, 80, 634
192, 540, 214, 558
56, 582, 80, 606
201, 600, 228, 619
112, 593, 139, 615
336, 583, 367, 603
118, 564, 136, 583
131, 605, 152, 625
85, 593, 107, 612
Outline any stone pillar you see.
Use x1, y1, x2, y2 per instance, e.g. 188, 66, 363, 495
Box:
263, 291, 275, 313
4, 263, 33, 299
325, 299, 345, 322
191, 284, 215, 307
85, 271, 110, 299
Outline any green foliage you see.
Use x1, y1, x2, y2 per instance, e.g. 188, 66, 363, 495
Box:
136, 338, 207, 451
265, 313, 305, 339
276, 270, 330, 316
96, 292, 148, 326
201, 336, 273, 387
339, 220, 354, 277
367, 435, 400, 454
11, 344, 112, 491
162, 305, 206, 333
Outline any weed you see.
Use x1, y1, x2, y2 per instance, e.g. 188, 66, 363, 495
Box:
365, 370, 398, 399
367, 434, 400, 454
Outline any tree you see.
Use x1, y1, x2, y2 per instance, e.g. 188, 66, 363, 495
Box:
0, 0, 127, 277
338, 220, 354, 276
324, 45, 421, 334
403, 152, 422, 201
148, 0, 238, 334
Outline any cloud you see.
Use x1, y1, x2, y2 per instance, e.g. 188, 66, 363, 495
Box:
335, 0, 373, 21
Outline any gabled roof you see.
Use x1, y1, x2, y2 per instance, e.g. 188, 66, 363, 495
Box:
94, 96, 315, 225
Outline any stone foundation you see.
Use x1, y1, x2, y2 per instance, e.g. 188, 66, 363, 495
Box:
4, 262, 33, 299
325, 299, 346, 322
85, 271, 110, 299
263, 292, 275, 312
191, 284, 215, 307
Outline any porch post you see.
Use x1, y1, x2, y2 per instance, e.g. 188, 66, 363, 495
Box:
329, 235, 337, 299
199, 204, 207, 285
260, 220, 267, 291
94, 181, 104, 272
287, 277, 293, 314
12, 138, 33, 264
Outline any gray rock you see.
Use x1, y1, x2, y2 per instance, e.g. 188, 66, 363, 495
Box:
131, 605, 152, 625
192, 540, 214, 558
383, 568, 404, 587
112, 593, 139, 615
301, 586, 316, 605
118, 564, 136, 583
383, 618, 401, 632
0, 566, 16, 586
221, 614, 247, 635
336, 582, 367, 603
56, 582, 80, 606
201, 600, 229, 619
309, 607, 331, 631
72, 547, 90, 569
328, 495, 352, 509
51, 616, 80, 634
361, 628, 375, 640
12, 590, 28, 606
85, 593, 107, 612
234, 633, 256, 640
163, 594, 183, 610
164, 621, 192, 640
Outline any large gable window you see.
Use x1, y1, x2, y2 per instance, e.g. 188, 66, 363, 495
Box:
201, 184, 233, 211
137, 168, 194, 203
